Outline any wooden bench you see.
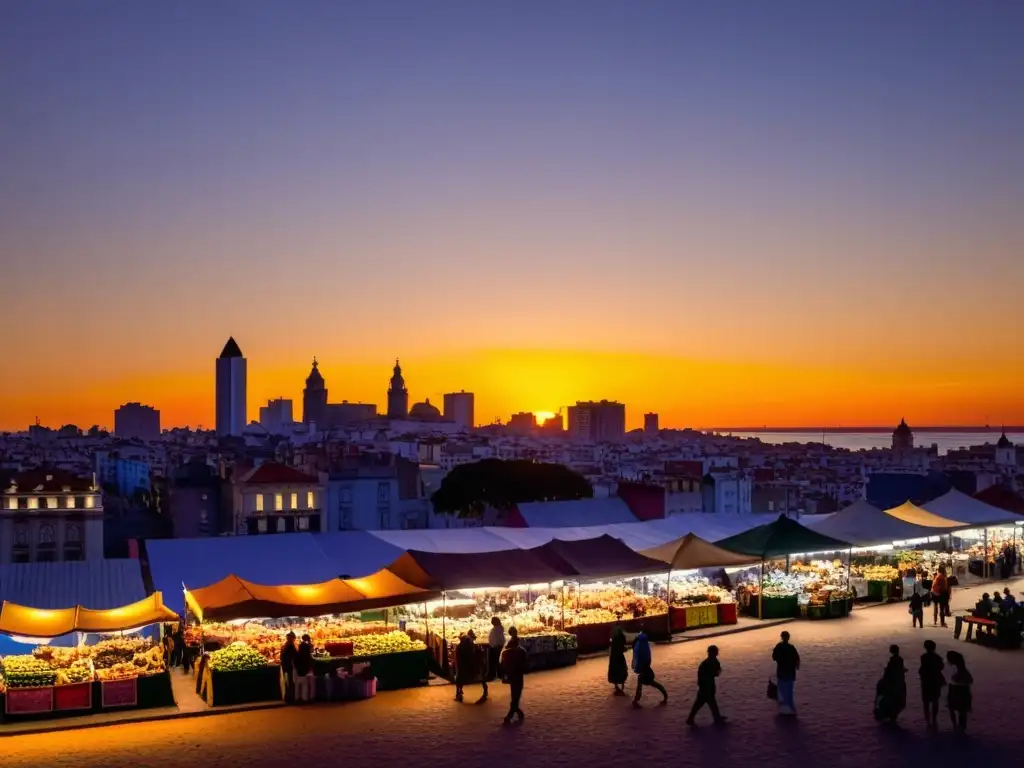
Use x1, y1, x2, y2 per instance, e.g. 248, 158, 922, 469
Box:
954, 615, 997, 642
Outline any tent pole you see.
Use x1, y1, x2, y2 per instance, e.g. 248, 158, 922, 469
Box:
984, 528, 989, 579
560, 583, 565, 631
442, 591, 447, 642
847, 548, 852, 590
666, 568, 672, 638
758, 561, 764, 620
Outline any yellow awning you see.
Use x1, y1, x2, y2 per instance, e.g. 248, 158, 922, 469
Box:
0, 593, 179, 638
884, 501, 965, 528
641, 533, 761, 570
76, 593, 179, 633
0, 602, 78, 638
185, 571, 439, 623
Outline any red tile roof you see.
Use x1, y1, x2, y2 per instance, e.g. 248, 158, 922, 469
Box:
4, 469, 94, 493
239, 463, 318, 485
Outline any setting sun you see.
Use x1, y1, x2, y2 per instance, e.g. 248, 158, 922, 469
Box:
534, 411, 556, 424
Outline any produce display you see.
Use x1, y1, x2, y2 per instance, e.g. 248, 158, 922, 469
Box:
351, 631, 426, 657
667, 577, 734, 607
0, 637, 166, 689
852, 565, 899, 582
209, 641, 268, 672
0, 655, 58, 688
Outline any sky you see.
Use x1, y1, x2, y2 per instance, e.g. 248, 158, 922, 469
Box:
1, 1, 1023, 431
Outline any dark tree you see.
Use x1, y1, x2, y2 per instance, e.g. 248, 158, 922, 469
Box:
431, 459, 592, 518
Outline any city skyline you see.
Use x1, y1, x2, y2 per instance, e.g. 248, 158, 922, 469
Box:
2, 3, 1023, 430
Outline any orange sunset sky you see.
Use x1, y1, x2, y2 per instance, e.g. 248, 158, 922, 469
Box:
2, 4, 1023, 432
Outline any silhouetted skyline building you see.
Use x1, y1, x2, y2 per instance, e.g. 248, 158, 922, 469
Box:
113, 402, 160, 440
215, 337, 247, 437
443, 391, 475, 430
892, 418, 914, 454
387, 359, 409, 419
567, 400, 626, 443
644, 412, 659, 436
259, 398, 294, 433
302, 358, 328, 425
509, 411, 537, 435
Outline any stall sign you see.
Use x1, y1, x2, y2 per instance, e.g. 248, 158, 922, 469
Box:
101, 677, 138, 708
54, 681, 93, 711
5, 686, 54, 715
685, 604, 718, 629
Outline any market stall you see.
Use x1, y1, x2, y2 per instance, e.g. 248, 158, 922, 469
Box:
185, 570, 439, 702
388, 535, 672, 668
641, 534, 758, 632
715, 515, 852, 620
0, 594, 179, 722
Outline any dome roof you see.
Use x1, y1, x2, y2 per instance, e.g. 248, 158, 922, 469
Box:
997, 431, 1013, 449
893, 418, 912, 436
409, 398, 441, 420
305, 358, 324, 387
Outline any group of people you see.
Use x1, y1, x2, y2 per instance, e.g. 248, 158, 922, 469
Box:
453, 617, 528, 725
161, 622, 187, 671
873, 641, 973, 733
973, 587, 1018, 617
907, 565, 953, 628
280, 631, 315, 703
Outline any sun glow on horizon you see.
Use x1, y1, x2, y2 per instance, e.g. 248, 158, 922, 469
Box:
535, 411, 556, 424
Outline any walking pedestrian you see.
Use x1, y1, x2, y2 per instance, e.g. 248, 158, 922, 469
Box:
631, 626, 667, 707
607, 620, 629, 696
686, 645, 726, 726
500, 633, 528, 724
918, 640, 945, 730
280, 631, 298, 704
487, 617, 505, 684
909, 590, 924, 628
772, 631, 801, 715
931, 566, 949, 628
455, 630, 487, 703
945, 650, 973, 734
874, 645, 906, 723
294, 633, 314, 703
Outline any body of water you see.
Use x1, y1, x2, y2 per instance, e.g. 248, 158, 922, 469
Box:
726, 431, 1023, 455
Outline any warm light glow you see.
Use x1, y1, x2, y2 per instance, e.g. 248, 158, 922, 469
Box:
290, 492, 298, 510
28, 497, 39, 510
65, 496, 74, 509
306, 491, 314, 508
46, 496, 57, 509
535, 411, 556, 424
84, 495, 95, 509
274, 493, 283, 512
255, 494, 264, 513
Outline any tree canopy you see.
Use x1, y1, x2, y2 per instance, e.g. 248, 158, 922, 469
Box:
431, 459, 593, 518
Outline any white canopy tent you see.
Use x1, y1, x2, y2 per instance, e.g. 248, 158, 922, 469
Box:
922, 489, 1022, 527
805, 499, 962, 548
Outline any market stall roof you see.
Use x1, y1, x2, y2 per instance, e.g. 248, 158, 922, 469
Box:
538, 535, 672, 577
884, 500, 965, 527
0, 593, 179, 638
805, 500, 961, 547
713, 515, 852, 559
185, 571, 438, 623
641, 533, 761, 570
73, 593, 179, 633
386, 546, 570, 592
361, 528, 514, 554
921, 489, 1022, 527
0, 559, 146, 610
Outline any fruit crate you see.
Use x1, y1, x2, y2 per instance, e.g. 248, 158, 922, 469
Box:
350, 649, 429, 691
204, 665, 282, 706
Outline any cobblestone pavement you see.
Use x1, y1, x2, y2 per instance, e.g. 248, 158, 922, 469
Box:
6, 579, 1023, 767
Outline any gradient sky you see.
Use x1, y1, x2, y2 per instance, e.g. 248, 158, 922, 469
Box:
2, 2, 1023, 431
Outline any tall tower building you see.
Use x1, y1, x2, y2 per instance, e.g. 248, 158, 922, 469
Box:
892, 418, 914, 454
387, 359, 409, 418
302, 358, 328, 425
644, 412, 659, 436
567, 400, 626, 443
215, 337, 247, 437
443, 391, 475, 430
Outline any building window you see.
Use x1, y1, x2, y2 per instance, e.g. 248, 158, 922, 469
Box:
84, 495, 96, 509
257, 518, 267, 533
297, 517, 309, 531
46, 497, 58, 509
5, 497, 17, 510
274, 493, 283, 512
12, 524, 29, 563
65, 496, 75, 509
276, 517, 286, 533
255, 494, 264, 513
64, 524, 83, 561
306, 491, 314, 508
377, 482, 390, 504
28, 497, 39, 510
37, 523, 57, 562
290, 492, 298, 510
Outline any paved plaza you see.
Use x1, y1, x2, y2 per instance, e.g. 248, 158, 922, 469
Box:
5, 579, 1023, 767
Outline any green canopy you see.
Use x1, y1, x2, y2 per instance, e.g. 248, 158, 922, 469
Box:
714, 514, 852, 560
